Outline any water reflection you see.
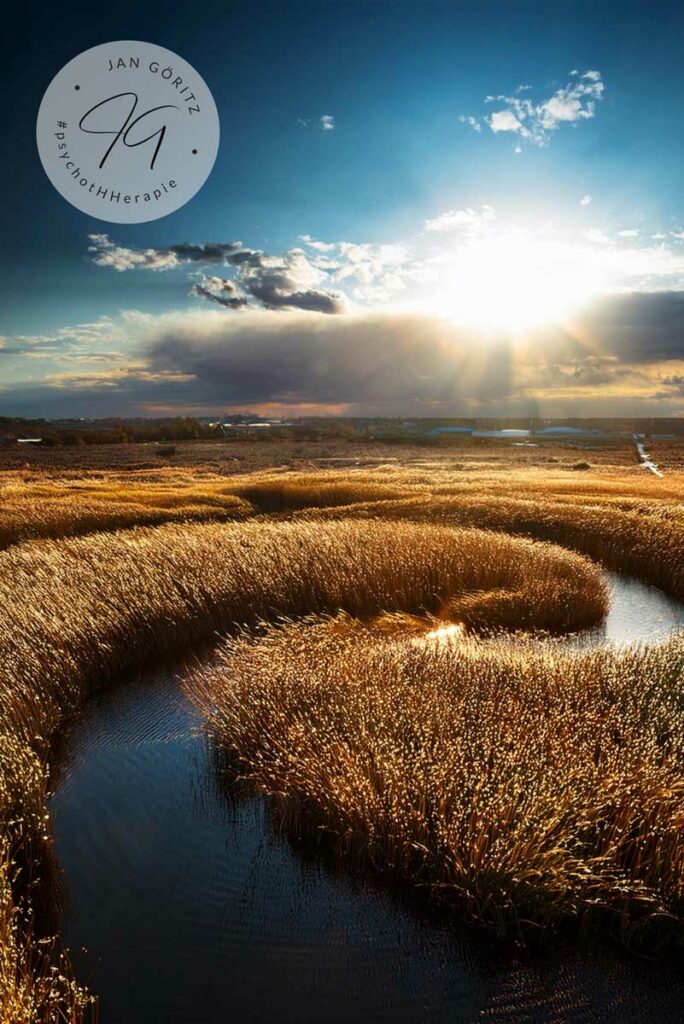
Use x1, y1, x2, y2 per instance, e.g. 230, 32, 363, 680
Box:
568, 571, 684, 649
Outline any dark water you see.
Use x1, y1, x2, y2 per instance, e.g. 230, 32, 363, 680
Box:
48, 577, 684, 1024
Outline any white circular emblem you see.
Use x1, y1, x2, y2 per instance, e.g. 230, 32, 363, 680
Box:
36, 41, 220, 223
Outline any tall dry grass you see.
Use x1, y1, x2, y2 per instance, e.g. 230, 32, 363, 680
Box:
265, 470, 684, 598
1, 519, 602, 756
192, 616, 684, 942
0, 839, 94, 1024
0, 475, 252, 550
1, 455, 684, 1013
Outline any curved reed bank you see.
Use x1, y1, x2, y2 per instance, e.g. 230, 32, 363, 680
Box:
1, 520, 602, 755
0, 456, 683, 1018
193, 620, 684, 940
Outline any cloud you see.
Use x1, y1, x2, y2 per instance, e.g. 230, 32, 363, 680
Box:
237, 248, 347, 313
296, 115, 335, 131
457, 115, 482, 133
580, 195, 592, 206
298, 234, 336, 252
4, 292, 684, 418
462, 70, 604, 147
136, 293, 684, 402
139, 309, 516, 409
89, 207, 684, 328
584, 228, 610, 245
0, 316, 128, 359
424, 206, 496, 236
40, 365, 196, 391
298, 236, 411, 302
191, 278, 249, 309
658, 374, 684, 397
88, 234, 247, 272
88, 235, 347, 314
489, 110, 524, 134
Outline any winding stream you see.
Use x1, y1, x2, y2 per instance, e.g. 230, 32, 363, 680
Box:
49, 573, 684, 1023
634, 434, 664, 477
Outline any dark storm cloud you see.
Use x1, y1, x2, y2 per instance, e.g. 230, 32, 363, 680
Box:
134, 292, 684, 409
168, 243, 246, 263
657, 374, 684, 396
139, 309, 516, 407
539, 292, 684, 364
3, 290, 684, 418
526, 355, 643, 390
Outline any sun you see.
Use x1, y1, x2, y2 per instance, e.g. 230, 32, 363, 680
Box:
428, 235, 604, 332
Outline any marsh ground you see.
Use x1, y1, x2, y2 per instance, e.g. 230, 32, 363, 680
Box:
2, 434, 684, 1021
0, 434, 648, 474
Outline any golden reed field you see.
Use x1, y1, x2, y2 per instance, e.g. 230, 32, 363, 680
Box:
2, 438, 684, 1020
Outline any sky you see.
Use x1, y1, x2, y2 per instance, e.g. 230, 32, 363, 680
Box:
2, 0, 684, 419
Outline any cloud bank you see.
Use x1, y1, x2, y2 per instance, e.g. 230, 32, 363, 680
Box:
4, 294, 684, 419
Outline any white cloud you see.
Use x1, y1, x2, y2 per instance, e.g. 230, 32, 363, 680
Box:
618, 229, 639, 238
297, 115, 335, 132
584, 228, 611, 245
87, 234, 180, 272
424, 206, 496, 235
580, 195, 592, 206
462, 70, 604, 147
298, 234, 336, 252
488, 109, 524, 134
457, 115, 482, 133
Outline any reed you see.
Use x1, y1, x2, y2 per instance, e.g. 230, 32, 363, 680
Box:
0, 475, 252, 550
0, 838, 94, 1024
191, 617, 684, 942
0, 519, 603, 757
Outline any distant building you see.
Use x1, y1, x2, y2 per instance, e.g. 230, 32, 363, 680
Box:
535, 426, 601, 437
426, 426, 473, 436
473, 428, 530, 438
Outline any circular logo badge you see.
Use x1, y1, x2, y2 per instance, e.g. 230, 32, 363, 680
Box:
36, 41, 220, 223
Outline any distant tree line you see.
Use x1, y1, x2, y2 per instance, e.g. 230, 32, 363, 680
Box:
0, 416, 224, 446
0, 416, 359, 446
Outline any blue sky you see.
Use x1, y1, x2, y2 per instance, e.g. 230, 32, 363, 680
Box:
2, 0, 684, 417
